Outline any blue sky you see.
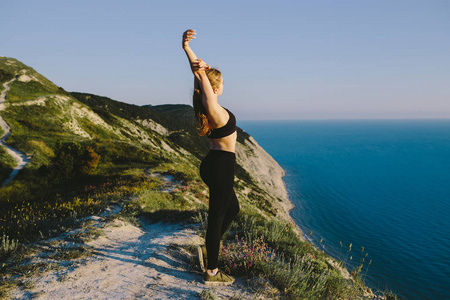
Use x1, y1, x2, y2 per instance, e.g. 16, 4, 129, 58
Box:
1, 0, 449, 120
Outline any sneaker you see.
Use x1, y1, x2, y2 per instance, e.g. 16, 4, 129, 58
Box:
197, 245, 207, 272
204, 269, 235, 286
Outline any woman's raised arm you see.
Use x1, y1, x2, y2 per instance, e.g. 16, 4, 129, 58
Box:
182, 31, 217, 105
182, 29, 201, 78
182, 29, 225, 124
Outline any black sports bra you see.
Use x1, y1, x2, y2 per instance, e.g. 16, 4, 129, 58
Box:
208, 108, 236, 139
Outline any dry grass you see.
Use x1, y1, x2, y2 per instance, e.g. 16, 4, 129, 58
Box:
48, 246, 92, 261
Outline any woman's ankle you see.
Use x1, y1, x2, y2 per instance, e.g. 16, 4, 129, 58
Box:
207, 268, 218, 276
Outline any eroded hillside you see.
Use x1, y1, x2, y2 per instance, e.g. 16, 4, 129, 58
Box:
0, 57, 292, 231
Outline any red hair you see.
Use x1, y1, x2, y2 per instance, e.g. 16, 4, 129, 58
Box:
193, 68, 222, 136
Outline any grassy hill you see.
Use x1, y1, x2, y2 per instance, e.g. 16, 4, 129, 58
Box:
0, 57, 387, 299
1, 57, 200, 241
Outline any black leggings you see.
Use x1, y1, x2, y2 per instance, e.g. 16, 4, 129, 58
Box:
200, 150, 240, 270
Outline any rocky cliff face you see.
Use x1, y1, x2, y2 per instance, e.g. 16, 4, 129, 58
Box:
235, 135, 293, 219
236, 135, 287, 200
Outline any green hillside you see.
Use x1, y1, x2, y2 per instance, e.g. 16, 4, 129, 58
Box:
0, 57, 383, 299
0, 57, 201, 241
0, 57, 267, 245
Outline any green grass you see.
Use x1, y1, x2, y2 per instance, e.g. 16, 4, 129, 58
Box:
0, 57, 58, 89
0, 142, 16, 167
0, 163, 162, 242
192, 212, 371, 299
6, 80, 57, 102
0, 68, 15, 88
9, 262, 59, 278
0, 146, 15, 183
0, 279, 19, 300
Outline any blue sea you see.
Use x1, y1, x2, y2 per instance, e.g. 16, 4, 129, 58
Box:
239, 119, 450, 300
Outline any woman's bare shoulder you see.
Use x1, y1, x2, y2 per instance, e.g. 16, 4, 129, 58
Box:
208, 105, 229, 128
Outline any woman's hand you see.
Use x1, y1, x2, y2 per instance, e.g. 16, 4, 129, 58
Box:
191, 59, 210, 79
182, 29, 196, 49
192, 58, 210, 72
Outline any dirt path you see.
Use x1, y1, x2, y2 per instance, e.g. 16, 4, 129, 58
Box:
8, 207, 268, 300
0, 77, 31, 187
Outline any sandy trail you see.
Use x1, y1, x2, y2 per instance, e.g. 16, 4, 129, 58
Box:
9, 206, 266, 300
0, 77, 31, 187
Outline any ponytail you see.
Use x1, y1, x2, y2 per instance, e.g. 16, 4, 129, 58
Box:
193, 89, 211, 136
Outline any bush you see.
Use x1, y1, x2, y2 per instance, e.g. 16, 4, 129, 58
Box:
53, 140, 100, 177
221, 235, 276, 275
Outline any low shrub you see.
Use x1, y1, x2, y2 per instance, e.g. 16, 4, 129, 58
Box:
0, 235, 18, 261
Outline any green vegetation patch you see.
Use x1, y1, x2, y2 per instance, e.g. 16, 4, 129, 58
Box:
247, 191, 276, 216
0, 57, 58, 89
9, 262, 59, 278
71, 92, 161, 122
0, 162, 166, 245
77, 117, 120, 140
0, 68, 15, 88
6, 80, 57, 102
206, 213, 370, 299
1, 104, 69, 148
0, 146, 16, 183
138, 190, 189, 212
0, 279, 19, 300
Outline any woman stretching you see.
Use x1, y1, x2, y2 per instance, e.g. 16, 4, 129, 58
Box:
182, 29, 240, 286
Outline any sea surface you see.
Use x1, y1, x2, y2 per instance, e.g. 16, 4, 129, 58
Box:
239, 119, 450, 300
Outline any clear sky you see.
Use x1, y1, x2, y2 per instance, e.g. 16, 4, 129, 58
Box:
1, 0, 449, 120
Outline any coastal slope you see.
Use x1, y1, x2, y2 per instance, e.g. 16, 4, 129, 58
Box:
1, 57, 375, 300
1, 56, 295, 240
